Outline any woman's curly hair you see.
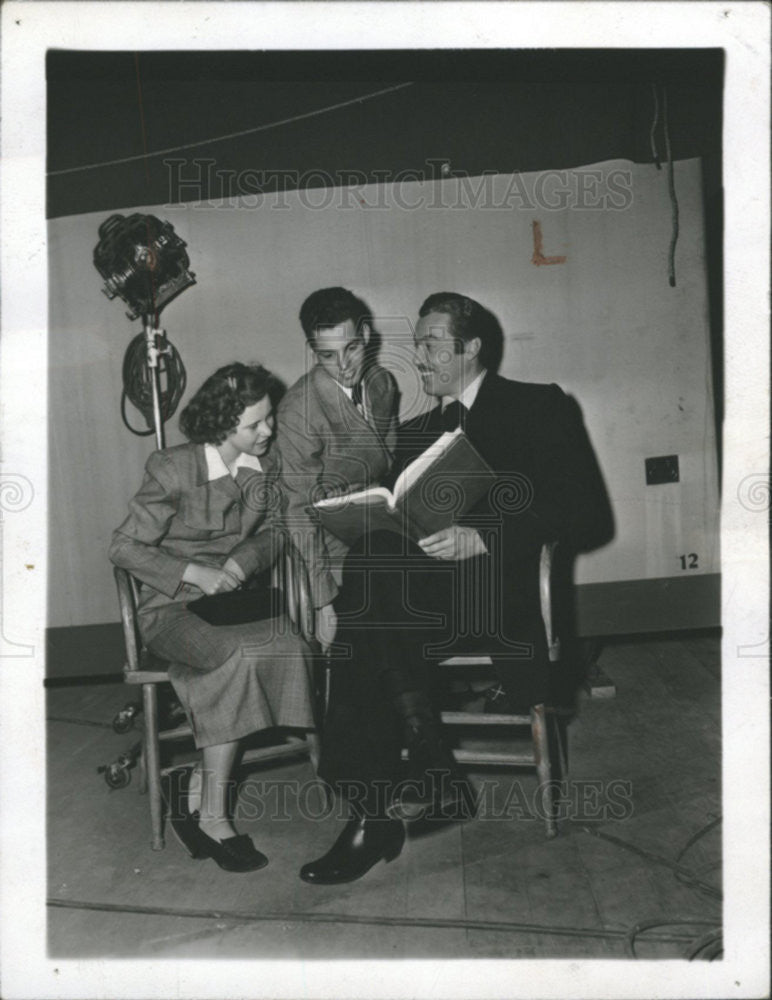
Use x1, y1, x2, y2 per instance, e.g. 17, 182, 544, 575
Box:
179, 363, 281, 444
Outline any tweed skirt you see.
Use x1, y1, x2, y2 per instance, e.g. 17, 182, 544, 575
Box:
141, 603, 315, 748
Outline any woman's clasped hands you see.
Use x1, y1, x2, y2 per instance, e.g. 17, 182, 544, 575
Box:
183, 557, 246, 595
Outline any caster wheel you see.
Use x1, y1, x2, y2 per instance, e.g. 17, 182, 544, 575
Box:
112, 701, 140, 734
103, 764, 131, 789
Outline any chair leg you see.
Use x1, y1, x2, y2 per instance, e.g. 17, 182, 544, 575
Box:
138, 738, 148, 795
142, 683, 165, 850
551, 709, 569, 782
304, 730, 334, 816
306, 730, 321, 773
531, 703, 557, 839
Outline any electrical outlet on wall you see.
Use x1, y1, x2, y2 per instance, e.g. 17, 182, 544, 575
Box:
645, 455, 680, 485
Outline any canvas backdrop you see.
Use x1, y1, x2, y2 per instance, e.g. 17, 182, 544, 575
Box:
47, 157, 718, 627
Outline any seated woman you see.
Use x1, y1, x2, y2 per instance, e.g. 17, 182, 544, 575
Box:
110, 362, 315, 873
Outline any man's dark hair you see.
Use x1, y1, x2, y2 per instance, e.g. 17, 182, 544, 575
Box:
418, 291, 500, 370
299, 286, 372, 342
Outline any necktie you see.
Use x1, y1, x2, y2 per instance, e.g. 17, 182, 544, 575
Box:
351, 381, 363, 410
441, 400, 467, 432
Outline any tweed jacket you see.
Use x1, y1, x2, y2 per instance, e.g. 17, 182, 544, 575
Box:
276, 363, 398, 607
109, 442, 284, 639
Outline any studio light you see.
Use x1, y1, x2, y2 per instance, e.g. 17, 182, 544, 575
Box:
93, 214, 196, 448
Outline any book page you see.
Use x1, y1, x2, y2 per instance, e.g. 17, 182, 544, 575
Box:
314, 485, 395, 510
392, 428, 462, 502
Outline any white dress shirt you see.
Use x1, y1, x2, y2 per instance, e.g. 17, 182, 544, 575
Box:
204, 443, 263, 480
441, 369, 486, 412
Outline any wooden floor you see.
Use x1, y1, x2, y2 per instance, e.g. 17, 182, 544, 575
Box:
46, 633, 722, 960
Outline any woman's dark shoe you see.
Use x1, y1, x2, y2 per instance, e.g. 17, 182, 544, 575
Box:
299, 814, 405, 885
161, 767, 206, 860
194, 825, 269, 873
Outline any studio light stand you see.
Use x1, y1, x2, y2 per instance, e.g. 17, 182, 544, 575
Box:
141, 314, 170, 451
93, 213, 196, 785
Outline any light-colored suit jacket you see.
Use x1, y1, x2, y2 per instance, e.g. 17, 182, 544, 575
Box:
276, 363, 398, 607
109, 442, 284, 638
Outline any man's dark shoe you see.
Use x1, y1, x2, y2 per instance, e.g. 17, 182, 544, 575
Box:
388, 717, 477, 822
299, 814, 405, 884
388, 768, 478, 822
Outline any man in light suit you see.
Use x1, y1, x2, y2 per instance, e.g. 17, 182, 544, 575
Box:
300, 291, 612, 885
276, 287, 399, 651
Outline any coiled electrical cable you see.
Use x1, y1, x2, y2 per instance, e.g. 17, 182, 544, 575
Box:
120, 332, 187, 436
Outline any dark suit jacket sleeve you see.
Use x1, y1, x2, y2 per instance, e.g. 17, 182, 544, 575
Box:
506, 384, 609, 552
108, 451, 190, 598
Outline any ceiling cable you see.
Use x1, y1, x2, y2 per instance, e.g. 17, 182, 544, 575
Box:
48, 82, 414, 178
663, 86, 680, 287
649, 83, 661, 169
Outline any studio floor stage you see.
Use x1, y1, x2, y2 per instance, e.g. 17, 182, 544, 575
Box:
46, 632, 721, 960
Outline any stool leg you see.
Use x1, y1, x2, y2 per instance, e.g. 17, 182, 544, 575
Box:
142, 683, 165, 850
531, 703, 557, 839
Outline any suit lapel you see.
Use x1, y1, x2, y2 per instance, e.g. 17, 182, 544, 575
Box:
191, 443, 241, 506
312, 365, 391, 454
465, 372, 501, 445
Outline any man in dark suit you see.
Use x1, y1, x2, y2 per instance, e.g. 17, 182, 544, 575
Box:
300, 292, 610, 885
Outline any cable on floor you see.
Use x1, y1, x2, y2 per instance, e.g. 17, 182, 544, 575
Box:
625, 919, 722, 960
683, 927, 724, 961
578, 819, 722, 959
47, 716, 114, 729
47, 897, 700, 947
673, 816, 722, 895
675, 815, 721, 863
576, 823, 722, 901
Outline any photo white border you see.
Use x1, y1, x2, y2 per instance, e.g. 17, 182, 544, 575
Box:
1, 2, 769, 997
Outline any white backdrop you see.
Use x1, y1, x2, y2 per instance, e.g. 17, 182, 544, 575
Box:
48, 158, 719, 626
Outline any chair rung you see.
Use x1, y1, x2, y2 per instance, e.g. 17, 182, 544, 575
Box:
158, 724, 194, 742
452, 748, 536, 766
124, 670, 170, 684
241, 742, 312, 765
158, 739, 313, 778
441, 711, 532, 726
439, 655, 494, 666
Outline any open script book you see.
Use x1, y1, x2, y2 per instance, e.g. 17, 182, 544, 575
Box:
312, 428, 496, 546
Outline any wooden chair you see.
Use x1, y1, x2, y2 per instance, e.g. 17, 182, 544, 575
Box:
438, 541, 564, 838
114, 539, 321, 850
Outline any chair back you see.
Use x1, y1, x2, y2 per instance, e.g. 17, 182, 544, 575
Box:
113, 565, 144, 673
277, 535, 317, 647
539, 541, 561, 662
